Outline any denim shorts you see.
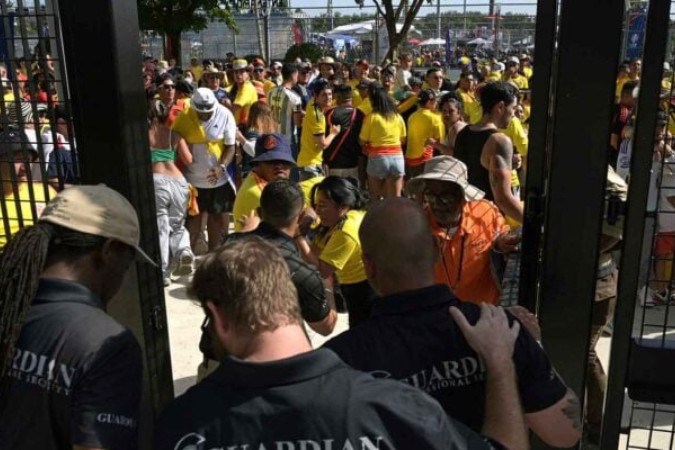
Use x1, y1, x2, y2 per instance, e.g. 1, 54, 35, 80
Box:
367, 155, 405, 179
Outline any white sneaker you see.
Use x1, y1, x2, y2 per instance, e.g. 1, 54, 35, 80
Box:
173, 251, 195, 277
638, 287, 656, 308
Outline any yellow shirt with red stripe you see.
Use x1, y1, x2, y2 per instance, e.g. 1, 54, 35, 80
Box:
232, 172, 267, 231
315, 209, 367, 285
230, 81, 258, 124
298, 101, 327, 167
432, 200, 508, 305
359, 112, 406, 156
406, 108, 445, 166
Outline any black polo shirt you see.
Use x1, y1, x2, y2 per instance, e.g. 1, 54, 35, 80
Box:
0, 278, 142, 450
324, 284, 568, 432
156, 348, 500, 449
229, 222, 329, 323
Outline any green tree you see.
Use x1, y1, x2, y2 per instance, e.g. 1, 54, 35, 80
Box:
357, 0, 432, 64
137, 0, 237, 61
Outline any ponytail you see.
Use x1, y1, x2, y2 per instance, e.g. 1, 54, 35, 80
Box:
0, 223, 54, 378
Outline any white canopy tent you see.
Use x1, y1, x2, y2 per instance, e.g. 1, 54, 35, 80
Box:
326, 20, 420, 37
418, 37, 446, 46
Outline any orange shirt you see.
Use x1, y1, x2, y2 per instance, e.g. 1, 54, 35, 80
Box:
431, 200, 508, 305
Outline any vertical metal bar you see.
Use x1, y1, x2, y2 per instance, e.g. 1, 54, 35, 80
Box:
536, 0, 625, 445
55, 0, 174, 447
602, 1, 672, 448
519, 0, 558, 313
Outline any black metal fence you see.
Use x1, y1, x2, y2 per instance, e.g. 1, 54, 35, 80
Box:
0, 0, 77, 248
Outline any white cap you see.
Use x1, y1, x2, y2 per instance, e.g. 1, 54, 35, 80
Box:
191, 87, 217, 113
509, 56, 520, 64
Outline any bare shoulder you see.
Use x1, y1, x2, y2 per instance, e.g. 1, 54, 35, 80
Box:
485, 132, 513, 157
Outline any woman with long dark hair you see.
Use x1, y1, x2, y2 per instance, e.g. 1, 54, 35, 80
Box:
296, 176, 375, 327
359, 81, 407, 199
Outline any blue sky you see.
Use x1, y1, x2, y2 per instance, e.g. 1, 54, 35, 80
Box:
292, 0, 537, 17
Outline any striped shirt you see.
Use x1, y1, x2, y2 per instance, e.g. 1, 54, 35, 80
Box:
268, 85, 301, 141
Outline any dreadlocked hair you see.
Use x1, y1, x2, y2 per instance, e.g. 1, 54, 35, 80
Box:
0, 223, 106, 381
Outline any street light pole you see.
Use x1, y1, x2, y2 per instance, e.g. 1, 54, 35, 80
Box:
436, 0, 441, 40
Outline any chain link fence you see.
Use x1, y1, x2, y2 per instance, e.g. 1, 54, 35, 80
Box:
173, 3, 536, 66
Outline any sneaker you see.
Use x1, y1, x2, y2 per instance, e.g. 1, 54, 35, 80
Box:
163, 277, 171, 287
638, 287, 656, 308
173, 251, 194, 277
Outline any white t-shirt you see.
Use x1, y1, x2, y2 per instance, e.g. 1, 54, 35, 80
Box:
183, 104, 237, 189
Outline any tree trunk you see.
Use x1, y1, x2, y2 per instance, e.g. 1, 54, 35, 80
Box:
252, 0, 265, 58
165, 32, 181, 63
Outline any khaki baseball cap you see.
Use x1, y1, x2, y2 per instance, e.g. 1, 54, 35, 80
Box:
38, 184, 156, 266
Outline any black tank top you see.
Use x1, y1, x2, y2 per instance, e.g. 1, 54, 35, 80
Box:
454, 127, 497, 201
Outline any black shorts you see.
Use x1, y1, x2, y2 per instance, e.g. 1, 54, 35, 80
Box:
196, 183, 235, 214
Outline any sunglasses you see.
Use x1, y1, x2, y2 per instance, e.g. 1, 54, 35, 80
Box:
254, 68, 265, 73
163, 84, 175, 90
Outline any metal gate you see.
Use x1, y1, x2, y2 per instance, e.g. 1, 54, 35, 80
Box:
0, 0, 173, 447
519, 0, 675, 448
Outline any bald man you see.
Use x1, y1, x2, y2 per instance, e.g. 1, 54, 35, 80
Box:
323, 198, 582, 449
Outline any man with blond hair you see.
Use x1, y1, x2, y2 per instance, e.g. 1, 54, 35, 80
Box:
155, 237, 526, 450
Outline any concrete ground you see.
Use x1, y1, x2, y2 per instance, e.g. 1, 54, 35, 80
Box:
164, 273, 674, 449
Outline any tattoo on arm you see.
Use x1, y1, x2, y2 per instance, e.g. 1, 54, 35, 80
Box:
561, 389, 582, 431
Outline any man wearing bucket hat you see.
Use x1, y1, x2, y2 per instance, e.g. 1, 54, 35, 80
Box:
324, 195, 581, 448
228, 58, 258, 126
173, 87, 238, 252
232, 132, 295, 231
406, 155, 518, 305
202, 62, 231, 109
0, 184, 156, 449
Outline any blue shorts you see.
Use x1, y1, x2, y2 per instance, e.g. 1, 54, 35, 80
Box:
367, 155, 405, 179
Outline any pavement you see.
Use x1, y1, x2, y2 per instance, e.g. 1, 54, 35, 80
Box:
163, 273, 674, 449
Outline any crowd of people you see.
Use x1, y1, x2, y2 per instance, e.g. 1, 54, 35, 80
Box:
0, 47, 661, 450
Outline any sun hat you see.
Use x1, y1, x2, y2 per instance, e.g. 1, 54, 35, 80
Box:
251, 132, 296, 165
38, 184, 157, 266
320, 56, 337, 67
191, 87, 217, 113
203, 63, 225, 79
407, 156, 485, 201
